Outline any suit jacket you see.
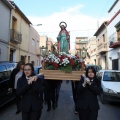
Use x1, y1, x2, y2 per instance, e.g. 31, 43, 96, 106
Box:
76, 76, 102, 110
17, 77, 43, 112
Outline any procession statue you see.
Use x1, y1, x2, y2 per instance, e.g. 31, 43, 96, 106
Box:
57, 21, 70, 53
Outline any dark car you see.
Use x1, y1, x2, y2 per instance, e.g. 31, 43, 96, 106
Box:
0, 62, 17, 107
86, 64, 101, 72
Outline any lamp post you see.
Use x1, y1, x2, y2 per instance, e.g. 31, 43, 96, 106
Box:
80, 47, 87, 60
40, 46, 48, 58
40, 46, 48, 69
31, 24, 42, 26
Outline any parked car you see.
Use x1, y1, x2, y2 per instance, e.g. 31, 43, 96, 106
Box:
97, 70, 120, 104
34, 66, 42, 74
0, 62, 17, 107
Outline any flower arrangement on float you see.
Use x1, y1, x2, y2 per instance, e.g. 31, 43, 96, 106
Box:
44, 52, 83, 73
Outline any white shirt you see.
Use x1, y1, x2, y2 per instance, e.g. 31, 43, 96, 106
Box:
14, 71, 23, 89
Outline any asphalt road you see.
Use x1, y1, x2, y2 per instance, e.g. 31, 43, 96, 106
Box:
0, 81, 120, 120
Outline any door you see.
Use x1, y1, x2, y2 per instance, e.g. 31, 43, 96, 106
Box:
112, 59, 118, 70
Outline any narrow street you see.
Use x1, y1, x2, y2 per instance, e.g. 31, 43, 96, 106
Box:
0, 81, 120, 120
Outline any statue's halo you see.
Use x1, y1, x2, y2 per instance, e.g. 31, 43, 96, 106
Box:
59, 21, 67, 28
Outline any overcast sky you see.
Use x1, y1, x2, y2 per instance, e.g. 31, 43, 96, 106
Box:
14, 0, 115, 49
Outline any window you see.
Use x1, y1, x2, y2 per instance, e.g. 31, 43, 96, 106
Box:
103, 34, 105, 42
28, 56, 30, 63
10, 49, 14, 61
32, 38, 35, 46
12, 16, 17, 30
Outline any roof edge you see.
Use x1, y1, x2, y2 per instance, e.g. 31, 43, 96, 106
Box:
9, 1, 32, 24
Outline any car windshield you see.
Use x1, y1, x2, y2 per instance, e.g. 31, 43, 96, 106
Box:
103, 71, 120, 81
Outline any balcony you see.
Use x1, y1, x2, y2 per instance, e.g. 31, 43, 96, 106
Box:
76, 41, 87, 44
109, 32, 120, 48
10, 29, 22, 44
36, 48, 40, 56
98, 43, 107, 54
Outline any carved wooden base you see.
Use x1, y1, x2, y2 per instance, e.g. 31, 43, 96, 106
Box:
40, 70, 85, 81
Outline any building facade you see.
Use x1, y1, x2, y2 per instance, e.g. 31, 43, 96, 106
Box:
0, 0, 13, 61
94, 21, 108, 69
107, 0, 120, 70
86, 37, 97, 65
9, 1, 31, 63
75, 37, 88, 62
28, 26, 40, 66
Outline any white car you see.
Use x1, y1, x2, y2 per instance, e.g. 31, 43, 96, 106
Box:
97, 70, 120, 104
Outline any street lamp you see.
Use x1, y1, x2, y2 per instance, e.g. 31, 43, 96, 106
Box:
30, 24, 42, 26
80, 47, 87, 60
40, 46, 48, 58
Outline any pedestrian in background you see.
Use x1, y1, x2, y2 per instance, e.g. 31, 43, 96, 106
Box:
71, 80, 79, 114
76, 66, 102, 120
17, 63, 43, 120
44, 80, 56, 111
9, 61, 25, 114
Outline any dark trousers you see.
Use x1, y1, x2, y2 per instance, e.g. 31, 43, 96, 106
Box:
22, 110, 42, 120
78, 109, 98, 120
71, 81, 79, 111
46, 87, 55, 108
44, 80, 56, 109
55, 82, 61, 105
13, 89, 21, 111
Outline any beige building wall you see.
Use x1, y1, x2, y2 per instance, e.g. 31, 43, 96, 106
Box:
94, 21, 108, 69
28, 26, 40, 66
69, 49, 75, 55
40, 35, 48, 47
9, 3, 31, 63
75, 37, 88, 58
47, 38, 53, 51
86, 37, 97, 64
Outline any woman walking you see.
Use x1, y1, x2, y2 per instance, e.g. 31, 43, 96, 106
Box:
9, 61, 25, 114
76, 66, 102, 120
17, 63, 43, 120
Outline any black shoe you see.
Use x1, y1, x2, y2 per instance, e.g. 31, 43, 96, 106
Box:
16, 110, 21, 114
74, 111, 78, 114
47, 108, 51, 112
52, 105, 56, 110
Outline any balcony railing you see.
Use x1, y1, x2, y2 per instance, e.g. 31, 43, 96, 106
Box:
76, 41, 88, 44
109, 32, 120, 48
97, 43, 107, 54
10, 29, 22, 44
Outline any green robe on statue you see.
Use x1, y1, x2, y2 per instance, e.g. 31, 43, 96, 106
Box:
57, 32, 68, 53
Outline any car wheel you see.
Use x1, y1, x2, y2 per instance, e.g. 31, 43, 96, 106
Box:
100, 93, 106, 104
